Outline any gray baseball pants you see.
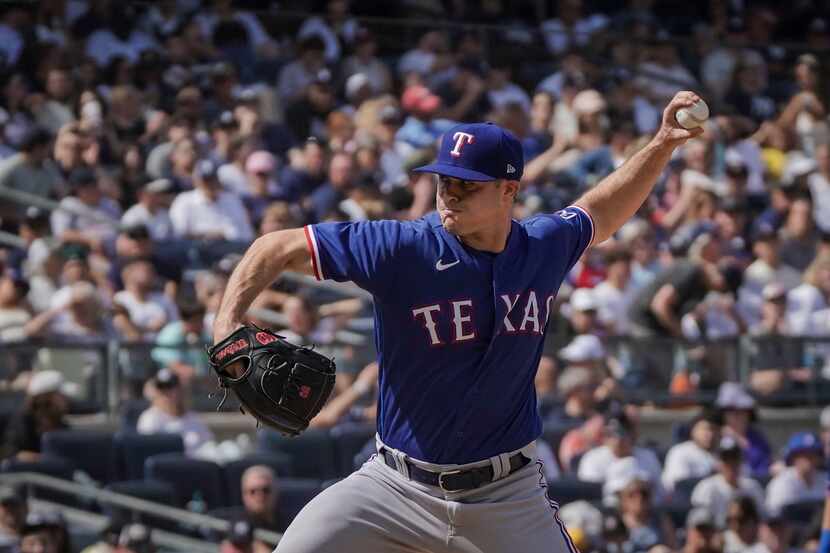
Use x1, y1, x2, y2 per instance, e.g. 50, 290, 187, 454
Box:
274, 441, 579, 553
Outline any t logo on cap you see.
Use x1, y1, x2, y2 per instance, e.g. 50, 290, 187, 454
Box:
450, 132, 475, 157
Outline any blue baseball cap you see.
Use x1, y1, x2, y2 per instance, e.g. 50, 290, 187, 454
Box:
783, 432, 823, 465
413, 122, 524, 182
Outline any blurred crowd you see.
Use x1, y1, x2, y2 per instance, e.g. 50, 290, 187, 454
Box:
0, 0, 829, 551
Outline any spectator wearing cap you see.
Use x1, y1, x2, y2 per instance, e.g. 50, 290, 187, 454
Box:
0, 127, 60, 199
766, 432, 826, 516
577, 409, 662, 492
169, 159, 254, 242
432, 57, 489, 124
716, 382, 771, 478
692, 435, 766, 526
220, 518, 255, 553
683, 508, 724, 553
566, 288, 604, 338
112, 259, 178, 340
137, 368, 213, 456
151, 293, 210, 383
396, 84, 455, 151
0, 488, 26, 549
121, 179, 175, 241
486, 54, 531, 115
724, 55, 777, 124
724, 496, 766, 553
603, 457, 676, 552
662, 409, 722, 492
341, 28, 392, 95
544, 366, 599, 428
283, 70, 337, 146
2, 370, 70, 461
592, 249, 636, 335
297, 1, 359, 64
50, 167, 122, 253
242, 151, 283, 225
0, 268, 31, 342
562, 118, 638, 194
110, 225, 182, 294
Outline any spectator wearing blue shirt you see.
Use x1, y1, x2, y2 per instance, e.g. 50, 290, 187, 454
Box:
395, 85, 455, 151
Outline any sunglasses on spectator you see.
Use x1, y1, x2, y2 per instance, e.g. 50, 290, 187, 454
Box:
245, 486, 272, 495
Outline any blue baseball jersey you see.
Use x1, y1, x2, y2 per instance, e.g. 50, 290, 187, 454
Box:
304, 206, 594, 464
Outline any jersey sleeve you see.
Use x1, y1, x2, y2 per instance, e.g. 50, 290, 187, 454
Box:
528, 205, 595, 273
304, 220, 404, 298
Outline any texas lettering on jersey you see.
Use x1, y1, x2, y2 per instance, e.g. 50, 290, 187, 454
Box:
411, 291, 556, 346
304, 206, 594, 463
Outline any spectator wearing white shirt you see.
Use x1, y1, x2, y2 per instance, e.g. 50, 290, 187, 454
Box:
740, 227, 803, 328
540, 0, 609, 56
691, 436, 766, 526
662, 410, 721, 492
397, 31, 445, 78
786, 255, 830, 335
137, 369, 213, 456
766, 432, 826, 516
121, 179, 175, 241
636, 32, 698, 107
486, 56, 531, 114
808, 144, 830, 232
85, 8, 158, 67
578, 410, 663, 497
112, 259, 178, 340
169, 159, 253, 242
277, 36, 328, 106
50, 168, 122, 254
593, 250, 636, 335
341, 28, 392, 95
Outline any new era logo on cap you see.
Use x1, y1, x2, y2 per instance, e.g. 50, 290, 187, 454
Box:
413, 122, 524, 181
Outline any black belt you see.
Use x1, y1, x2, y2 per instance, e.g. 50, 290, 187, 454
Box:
381, 449, 531, 492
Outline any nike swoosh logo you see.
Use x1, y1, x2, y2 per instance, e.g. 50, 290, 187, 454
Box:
435, 259, 460, 271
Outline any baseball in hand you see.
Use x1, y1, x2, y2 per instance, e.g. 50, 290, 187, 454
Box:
675, 99, 709, 129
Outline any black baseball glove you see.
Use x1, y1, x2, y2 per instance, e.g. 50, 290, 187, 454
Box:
207, 325, 336, 436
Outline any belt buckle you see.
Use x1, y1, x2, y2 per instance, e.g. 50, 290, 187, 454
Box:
438, 469, 462, 492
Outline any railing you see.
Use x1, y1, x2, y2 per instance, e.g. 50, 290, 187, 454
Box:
2, 334, 830, 417
0, 472, 282, 550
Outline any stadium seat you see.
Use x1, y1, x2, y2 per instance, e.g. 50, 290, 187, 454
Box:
119, 399, 150, 431
674, 476, 705, 503
1, 455, 78, 506
104, 479, 182, 532
223, 452, 295, 506
546, 476, 603, 506
329, 423, 375, 477
41, 430, 119, 484
277, 478, 324, 524
144, 453, 227, 510
257, 428, 338, 480
115, 432, 185, 481
781, 500, 824, 526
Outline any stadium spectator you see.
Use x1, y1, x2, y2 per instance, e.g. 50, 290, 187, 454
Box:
592, 249, 636, 335
50, 168, 122, 254
544, 366, 599, 428
578, 409, 662, 492
682, 508, 724, 553
112, 259, 178, 340
691, 436, 766, 526
565, 288, 604, 338
283, 72, 337, 144
787, 255, 830, 335
0, 488, 26, 550
766, 432, 826, 516
603, 457, 676, 552
19, 513, 59, 553
715, 382, 772, 479
114, 523, 155, 553
220, 518, 261, 553
723, 496, 765, 553
170, 159, 253, 242
0, 267, 30, 342
151, 294, 210, 382
0, 127, 59, 198
779, 194, 819, 273
662, 409, 721, 492
759, 514, 801, 553
342, 28, 392, 95
540, 0, 608, 56
310, 361, 378, 429
137, 368, 213, 456
120, 179, 175, 241
2, 370, 70, 461
24, 280, 115, 342
234, 465, 286, 534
